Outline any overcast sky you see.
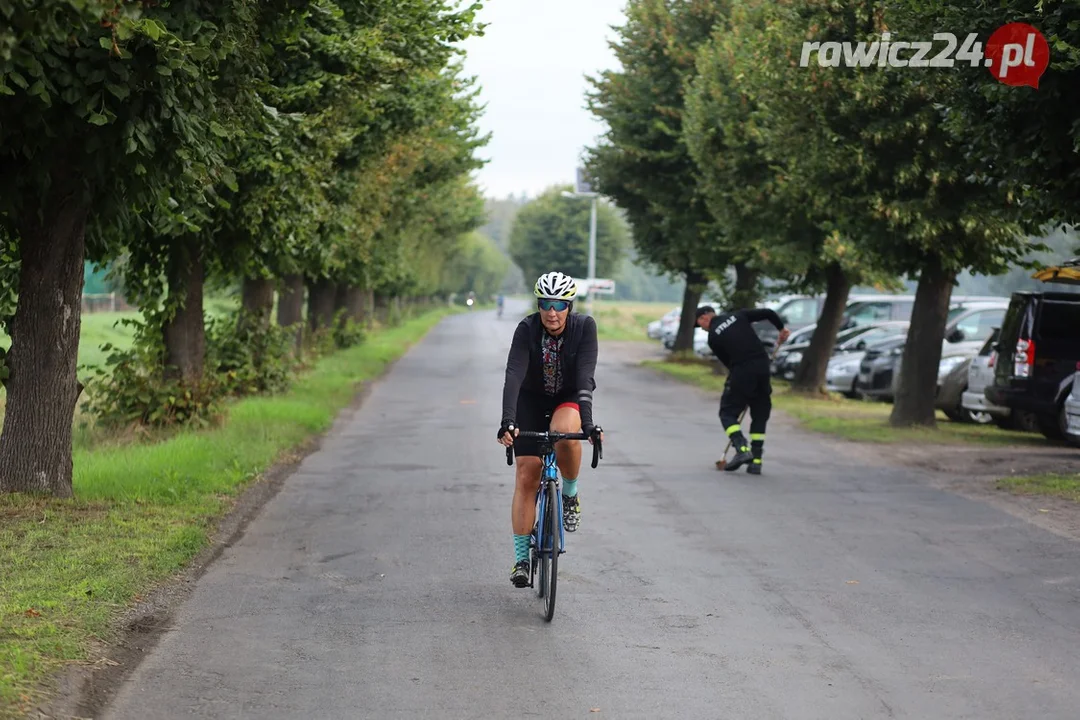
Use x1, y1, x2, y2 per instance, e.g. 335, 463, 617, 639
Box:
457, 0, 629, 200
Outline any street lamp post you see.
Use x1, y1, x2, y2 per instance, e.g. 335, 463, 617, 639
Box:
561, 188, 599, 317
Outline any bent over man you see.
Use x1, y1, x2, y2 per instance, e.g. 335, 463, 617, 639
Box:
695, 305, 789, 474
497, 271, 603, 588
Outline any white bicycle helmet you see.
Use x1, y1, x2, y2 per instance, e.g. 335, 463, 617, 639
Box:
534, 271, 578, 301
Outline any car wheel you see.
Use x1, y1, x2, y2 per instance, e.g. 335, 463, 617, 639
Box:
844, 380, 858, 399
1016, 410, 1041, 433
1057, 404, 1080, 448
943, 408, 967, 423
1036, 406, 1068, 441
993, 414, 1016, 431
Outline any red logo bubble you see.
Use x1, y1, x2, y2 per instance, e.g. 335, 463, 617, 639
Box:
985, 22, 1049, 88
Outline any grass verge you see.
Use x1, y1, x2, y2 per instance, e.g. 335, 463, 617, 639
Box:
997, 473, 1080, 502
642, 357, 1043, 447
0, 308, 453, 718
590, 300, 672, 342
0, 298, 241, 426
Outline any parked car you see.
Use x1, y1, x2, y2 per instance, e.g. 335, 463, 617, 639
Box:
648, 307, 679, 340
936, 355, 997, 424
840, 296, 915, 330
959, 329, 1034, 431
660, 299, 721, 349
752, 293, 911, 348
856, 301, 1009, 401
767, 323, 820, 374
824, 322, 912, 396
1065, 371, 1080, 443
772, 322, 903, 380
855, 335, 907, 400
985, 290, 1080, 445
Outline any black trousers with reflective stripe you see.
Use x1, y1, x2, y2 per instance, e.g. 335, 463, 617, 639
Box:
719, 363, 772, 436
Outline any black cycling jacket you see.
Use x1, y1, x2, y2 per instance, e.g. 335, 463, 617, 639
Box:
501, 312, 598, 428
707, 308, 785, 369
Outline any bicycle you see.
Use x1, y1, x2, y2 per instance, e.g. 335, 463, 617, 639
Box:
504, 424, 603, 621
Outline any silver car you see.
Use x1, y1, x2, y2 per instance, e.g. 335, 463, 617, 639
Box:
824, 322, 911, 396
661, 299, 721, 349
1065, 371, 1080, 442
938, 355, 993, 424
856, 302, 1009, 401
649, 307, 679, 340
961, 330, 1011, 424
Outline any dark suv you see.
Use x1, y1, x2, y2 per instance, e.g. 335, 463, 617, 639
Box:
985, 291, 1080, 443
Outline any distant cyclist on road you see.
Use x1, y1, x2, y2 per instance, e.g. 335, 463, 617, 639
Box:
497, 271, 603, 588
695, 305, 789, 474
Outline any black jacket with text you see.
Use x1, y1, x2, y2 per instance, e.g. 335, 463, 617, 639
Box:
706, 308, 785, 370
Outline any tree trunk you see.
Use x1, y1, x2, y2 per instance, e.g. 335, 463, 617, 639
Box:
240, 276, 275, 332
374, 294, 391, 325
732, 261, 760, 310
673, 269, 707, 353
306, 277, 337, 331
162, 243, 206, 384
276, 274, 305, 353
791, 261, 851, 394
890, 255, 955, 427
336, 286, 366, 324
365, 290, 376, 329
0, 173, 88, 497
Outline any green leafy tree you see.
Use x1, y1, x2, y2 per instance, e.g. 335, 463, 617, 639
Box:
439, 231, 510, 298
507, 185, 629, 290
685, 0, 899, 393
585, 0, 733, 352
701, 0, 1031, 422
0, 0, 264, 497
891, 1, 1080, 232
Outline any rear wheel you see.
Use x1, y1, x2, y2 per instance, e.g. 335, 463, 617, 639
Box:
943, 408, 968, 423
997, 410, 1040, 432
1016, 410, 1041, 433
1036, 404, 1068, 441
543, 481, 560, 622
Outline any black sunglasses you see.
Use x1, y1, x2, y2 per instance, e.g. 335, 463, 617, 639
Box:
538, 299, 571, 312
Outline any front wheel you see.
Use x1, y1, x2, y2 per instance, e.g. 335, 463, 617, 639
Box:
543, 481, 560, 621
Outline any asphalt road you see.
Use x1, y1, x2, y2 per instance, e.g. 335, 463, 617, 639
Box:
103, 300, 1080, 719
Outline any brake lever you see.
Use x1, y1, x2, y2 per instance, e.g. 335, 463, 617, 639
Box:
590, 426, 603, 468
504, 424, 515, 465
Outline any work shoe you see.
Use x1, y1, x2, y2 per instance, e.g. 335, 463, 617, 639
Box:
747, 461, 762, 475
563, 494, 580, 532
721, 444, 756, 472
510, 560, 530, 588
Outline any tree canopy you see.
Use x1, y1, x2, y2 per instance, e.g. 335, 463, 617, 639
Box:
507, 185, 629, 288
584, 0, 1073, 422
0, 0, 492, 497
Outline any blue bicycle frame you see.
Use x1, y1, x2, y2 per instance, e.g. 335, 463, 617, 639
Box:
534, 447, 565, 559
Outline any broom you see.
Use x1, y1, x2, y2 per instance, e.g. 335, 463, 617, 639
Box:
715, 339, 785, 470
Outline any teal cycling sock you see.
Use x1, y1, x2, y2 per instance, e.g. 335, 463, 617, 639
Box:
513, 534, 530, 563
562, 478, 578, 497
